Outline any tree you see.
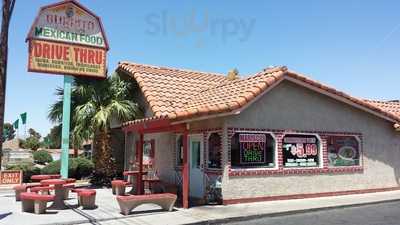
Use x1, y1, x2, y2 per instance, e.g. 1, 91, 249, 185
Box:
21, 128, 41, 151
42, 125, 61, 149
0, 0, 16, 169
49, 73, 141, 176
2, 122, 15, 142
28, 128, 41, 139
33, 150, 53, 165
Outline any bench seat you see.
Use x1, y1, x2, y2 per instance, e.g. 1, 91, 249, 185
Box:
116, 193, 177, 215
20, 192, 55, 214
76, 189, 96, 209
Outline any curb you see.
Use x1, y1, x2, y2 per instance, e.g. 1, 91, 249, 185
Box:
184, 198, 400, 225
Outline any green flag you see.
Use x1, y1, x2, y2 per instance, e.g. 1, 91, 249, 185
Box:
13, 119, 19, 129
20, 112, 27, 125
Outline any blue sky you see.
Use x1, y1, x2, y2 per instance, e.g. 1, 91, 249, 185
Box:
4, 0, 400, 137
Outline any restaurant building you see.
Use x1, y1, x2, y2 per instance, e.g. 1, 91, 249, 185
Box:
113, 61, 400, 208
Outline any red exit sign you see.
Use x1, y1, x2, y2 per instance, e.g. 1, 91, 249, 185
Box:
0, 170, 22, 185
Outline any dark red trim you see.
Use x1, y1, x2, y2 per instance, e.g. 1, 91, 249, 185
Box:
228, 166, 363, 177
223, 186, 400, 205
137, 133, 144, 195
123, 119, 187, 133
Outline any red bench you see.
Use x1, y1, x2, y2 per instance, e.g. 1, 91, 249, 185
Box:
116, 193, 177, 215
73, 189, 96, 209
20, 192, 55, 214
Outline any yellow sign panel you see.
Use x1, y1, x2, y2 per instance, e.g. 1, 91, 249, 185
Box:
28, 39, 106, 78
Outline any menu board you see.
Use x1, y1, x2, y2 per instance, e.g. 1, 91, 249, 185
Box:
282, 135, 319, 167
239, 134, 266, 164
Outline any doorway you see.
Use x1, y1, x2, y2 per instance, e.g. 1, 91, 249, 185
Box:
189, 134, 204, 199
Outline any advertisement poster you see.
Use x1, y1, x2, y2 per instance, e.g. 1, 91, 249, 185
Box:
239, 133, 267, 164
328, 136, 360, 166
282, 135, 319, 167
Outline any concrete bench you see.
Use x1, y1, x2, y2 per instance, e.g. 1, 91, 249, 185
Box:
76, 189, 96, 209
111, 180, 129, 195
20, 192, 55, 214
13, 185, 28, 201
116, 193, 177, 215
63, 183, 75, 199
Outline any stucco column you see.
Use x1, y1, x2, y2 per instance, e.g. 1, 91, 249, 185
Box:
182, 130, 189, 208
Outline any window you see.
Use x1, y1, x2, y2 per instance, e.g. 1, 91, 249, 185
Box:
231, 132, 275, 168
176, 135, 183, 166
282, 134, 320, 168
208, 133, 222, 169
143, 140, 155, 167
327, 136, 360, 167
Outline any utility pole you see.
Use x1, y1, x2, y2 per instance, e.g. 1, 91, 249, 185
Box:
0, 0, 16, 170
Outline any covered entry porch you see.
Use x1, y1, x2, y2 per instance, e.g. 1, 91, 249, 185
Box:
122, 117, 191, 208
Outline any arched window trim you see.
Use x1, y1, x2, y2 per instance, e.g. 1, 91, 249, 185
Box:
206, 132, 222, 170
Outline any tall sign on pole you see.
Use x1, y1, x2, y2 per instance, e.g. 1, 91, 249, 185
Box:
26, 0, 109, 178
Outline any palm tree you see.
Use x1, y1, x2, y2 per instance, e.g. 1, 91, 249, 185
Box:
49, 73, 141, 176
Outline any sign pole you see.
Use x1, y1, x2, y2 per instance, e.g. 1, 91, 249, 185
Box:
60, 75, 73, 178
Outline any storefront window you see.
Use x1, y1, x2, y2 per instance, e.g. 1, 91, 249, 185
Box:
231, 132, 275, 168
328, 136, 360, 167
208, 133, 222, 169
176, 135, 183, 166
282, 134, 320, 168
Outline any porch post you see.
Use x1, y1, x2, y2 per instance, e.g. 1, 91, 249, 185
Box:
182, 130, 189, 208
137, 133, 144, 194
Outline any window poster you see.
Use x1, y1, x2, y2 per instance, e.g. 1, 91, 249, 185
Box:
328, 136, 360, 167
283, 134, 319, 167
239, 133, 267, 164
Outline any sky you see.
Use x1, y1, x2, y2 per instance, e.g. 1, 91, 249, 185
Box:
4, 0, 400, 137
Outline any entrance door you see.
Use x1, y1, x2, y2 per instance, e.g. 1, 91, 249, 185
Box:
189, 135, 204, 199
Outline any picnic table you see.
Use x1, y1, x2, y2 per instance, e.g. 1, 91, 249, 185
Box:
123, 170, 148, 194
40, 179, 67, 209
31, 174, 61, 182
142, 176, 161, 193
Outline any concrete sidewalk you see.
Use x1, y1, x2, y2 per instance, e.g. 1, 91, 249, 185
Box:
1, 189, 400, 225
78, 190, 400, 225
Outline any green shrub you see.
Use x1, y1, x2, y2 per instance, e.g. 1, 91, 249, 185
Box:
41, 157, 94, 179
33, 150, 53, 165
6, 163, 41, 183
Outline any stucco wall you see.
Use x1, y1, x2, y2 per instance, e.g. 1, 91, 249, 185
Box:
222, 80, 400, 200
124, 132, 176, 184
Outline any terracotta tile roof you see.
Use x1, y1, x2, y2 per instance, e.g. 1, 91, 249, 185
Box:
118, 62, 229, 117
118, 61, 400, 127
364, 100, 400, 117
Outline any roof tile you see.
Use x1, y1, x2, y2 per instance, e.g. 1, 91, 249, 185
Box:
118, 62, 400, 126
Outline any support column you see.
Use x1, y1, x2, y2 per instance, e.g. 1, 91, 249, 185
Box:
60, 75, 73, 178
137, 133, 144, 195
182, 130, 189, 208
